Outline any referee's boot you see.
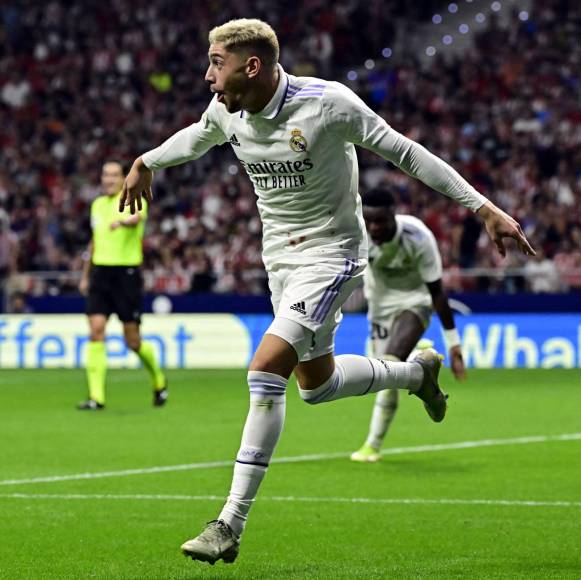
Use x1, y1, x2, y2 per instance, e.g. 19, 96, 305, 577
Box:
410, 348, 447, 422
153, 380, 169, 407
77, 399, 105, 410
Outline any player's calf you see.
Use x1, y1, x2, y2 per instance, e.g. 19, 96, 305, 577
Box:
297, 351, 448, 423
297, 354, 423, 404
183, 369, 288, 562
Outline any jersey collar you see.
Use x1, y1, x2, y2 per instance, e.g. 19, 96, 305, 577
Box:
242, 64, 288, 120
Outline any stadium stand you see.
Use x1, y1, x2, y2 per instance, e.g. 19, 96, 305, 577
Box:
0, 0, 579, 307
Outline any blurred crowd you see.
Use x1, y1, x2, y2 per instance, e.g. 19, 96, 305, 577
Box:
0, 0, 579, 303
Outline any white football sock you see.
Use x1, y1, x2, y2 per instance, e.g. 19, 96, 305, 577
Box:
299, 354, 423, 405
366, 389, 399, 449
218, 371, 287, 537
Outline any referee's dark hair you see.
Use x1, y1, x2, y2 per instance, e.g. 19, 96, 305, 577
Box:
361, 187, 396, 209
104, 159, 127, 175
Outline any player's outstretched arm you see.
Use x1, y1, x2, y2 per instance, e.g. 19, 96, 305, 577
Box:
119, 157, 153, 215
476, 200, 535, 257
376, 129, 535, 258
120, 98, 227, 216
325, 83, 533, 258
370, 126, 535, 257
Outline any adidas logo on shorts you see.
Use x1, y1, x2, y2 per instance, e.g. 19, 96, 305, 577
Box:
290, 301, 307, 315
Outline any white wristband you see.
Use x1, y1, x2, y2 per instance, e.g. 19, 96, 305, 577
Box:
443, 328, 461, 352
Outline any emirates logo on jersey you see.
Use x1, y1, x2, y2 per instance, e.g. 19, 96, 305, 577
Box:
289, 128, 308, 153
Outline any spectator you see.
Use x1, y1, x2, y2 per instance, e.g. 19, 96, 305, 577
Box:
0, 208, 19, 309
8, 291, 33, 314
0, 0, 578, 296
524, 249, 565, 293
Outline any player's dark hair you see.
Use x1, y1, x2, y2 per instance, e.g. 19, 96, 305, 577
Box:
361, 187, 396, 209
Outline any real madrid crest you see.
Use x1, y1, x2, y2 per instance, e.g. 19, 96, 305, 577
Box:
289, 128, 308, 153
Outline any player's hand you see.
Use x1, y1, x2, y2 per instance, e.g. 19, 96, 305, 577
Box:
119, 157, 153, 215
449, 345, 467, 380
109, 220, 121, 231
79, 276, 89, 296
477, 201, 535, 257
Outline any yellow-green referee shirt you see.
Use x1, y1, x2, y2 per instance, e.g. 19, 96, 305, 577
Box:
90, 193, 147, 266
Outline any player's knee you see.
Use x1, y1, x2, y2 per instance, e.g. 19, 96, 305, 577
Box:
298, 384, 319, 404
300, 392, 321, 405
125, 337, 141, 352
248, 354, 281, 374
249, 317, 312, 375
296, 375, 316, 404
299, 387, 329, 405
295, 355, 335, 391
246, 370, 288, 403
298, 367, 340, 405
295, 372, 326, 394
89, 330, 105, 342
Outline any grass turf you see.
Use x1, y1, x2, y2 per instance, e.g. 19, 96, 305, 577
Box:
0, 368, 580, 579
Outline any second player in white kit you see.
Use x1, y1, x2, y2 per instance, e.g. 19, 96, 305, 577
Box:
120, 19, 535, 565
351, 187, 467, 463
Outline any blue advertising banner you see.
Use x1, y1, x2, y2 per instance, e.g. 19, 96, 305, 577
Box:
333, 314, 581, 369
237, 313, 581, 368
0, 313, 580, 369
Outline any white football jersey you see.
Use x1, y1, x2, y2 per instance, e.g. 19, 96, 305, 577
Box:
365, 215, 442, 319
142, 65, 486, 269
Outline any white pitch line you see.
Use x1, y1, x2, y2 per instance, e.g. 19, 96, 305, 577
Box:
0, 493, 580, 509
1, 432, 580, 487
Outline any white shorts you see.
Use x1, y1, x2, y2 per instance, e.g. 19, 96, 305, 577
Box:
268, 257, 366, 362
369, 305, 433, 357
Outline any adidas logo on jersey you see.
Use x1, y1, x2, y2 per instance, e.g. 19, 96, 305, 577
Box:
229, 133, 240, 146
290, 301, 307, 315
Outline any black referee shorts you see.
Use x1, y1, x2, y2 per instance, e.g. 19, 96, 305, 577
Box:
86, 265, 143, 323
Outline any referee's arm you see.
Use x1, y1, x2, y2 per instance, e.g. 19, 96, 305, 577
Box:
110, 214, 142, 230
80, 241, 93, 296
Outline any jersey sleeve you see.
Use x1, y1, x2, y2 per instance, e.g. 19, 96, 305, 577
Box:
322, 82, 487, 212
142, 97, 227, 170
416, 227, 443, 284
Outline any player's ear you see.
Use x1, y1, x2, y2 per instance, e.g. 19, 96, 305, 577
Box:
245, 56, 261, 79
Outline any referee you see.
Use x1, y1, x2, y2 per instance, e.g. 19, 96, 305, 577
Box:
78, 161, 167, 410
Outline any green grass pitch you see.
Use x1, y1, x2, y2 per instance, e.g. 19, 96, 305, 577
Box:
0, 368, 580, 579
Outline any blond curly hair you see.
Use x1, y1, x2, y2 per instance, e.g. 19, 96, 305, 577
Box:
209, 18, 279, 68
